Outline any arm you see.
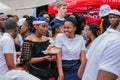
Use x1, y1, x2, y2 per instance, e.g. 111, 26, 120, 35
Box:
97, 70, 118, 80
57, 49, 64, 80
78, 52, 87, 79
29, 55, 52, 64
97, 42, 120, 80
4, 54, 16, 70
80, 50, 86, 63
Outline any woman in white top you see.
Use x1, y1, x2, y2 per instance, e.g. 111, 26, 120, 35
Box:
55, 14, 86, 80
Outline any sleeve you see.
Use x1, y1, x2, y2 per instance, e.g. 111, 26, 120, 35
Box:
81, 38, 86, 51
99, 42, 120, 77
20, 40, 32, 62
3, 38, 15, 54
55, 33, 62, 48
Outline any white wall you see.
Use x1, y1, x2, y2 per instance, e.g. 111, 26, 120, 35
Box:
0, 0, 56, 18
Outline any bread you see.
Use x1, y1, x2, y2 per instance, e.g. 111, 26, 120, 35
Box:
50, 46, 58, 50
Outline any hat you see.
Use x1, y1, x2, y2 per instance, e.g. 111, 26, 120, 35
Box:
99, 4, 111, 17
109, 9, 120, 16
32, 17, 47, 27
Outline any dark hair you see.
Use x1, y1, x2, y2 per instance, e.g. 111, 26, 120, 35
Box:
0, 12, 4, 15
4, 19, 17, 30
86, 23, 100, 47
52, 23, 62, 36
88, 23, 100, 38
38, 11, 48, 17
23, 15, 29, 18
7, 14, 14, 18
25, 16, 35, 33
102, 15, 110, 32
65, 13, 83, 34
79, 14, 86, 26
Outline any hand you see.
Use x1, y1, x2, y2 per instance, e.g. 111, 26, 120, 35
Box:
44, 55, 53, 61
58, 75, 64, 80
51, 55, 57, 61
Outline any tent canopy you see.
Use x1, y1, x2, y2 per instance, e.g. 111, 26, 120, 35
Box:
0, 2, 11, 10
48, 0, 120, 14
16, 0, 56, 10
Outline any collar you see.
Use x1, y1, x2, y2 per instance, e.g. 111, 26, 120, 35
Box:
105, 28, 120, 34
55, 17, 65, 21
3, 33, 13, 39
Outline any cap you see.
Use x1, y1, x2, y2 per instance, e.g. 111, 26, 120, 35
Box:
109, 9, 120, 16
99, 4, 111, 17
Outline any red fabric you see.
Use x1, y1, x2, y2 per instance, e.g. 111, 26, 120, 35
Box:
48, 0, 120, 14
87, 0, 120, 6
84, 15, 101, 26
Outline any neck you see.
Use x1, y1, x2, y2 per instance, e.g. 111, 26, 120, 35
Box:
68, 34, 75, 39
24, 31, 30, 37
35, 32, 42, 38
111, 23, 119, 29
57, 13, 64, 19
116, 24, 120, 32
90, 35, 96, 41
7, 32, 14, 39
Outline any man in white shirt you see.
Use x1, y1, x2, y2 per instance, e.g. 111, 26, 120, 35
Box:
0, 19, 18, 75
0, 70, 40, 80
78, 10, 120, 80
0, 13, 8, 37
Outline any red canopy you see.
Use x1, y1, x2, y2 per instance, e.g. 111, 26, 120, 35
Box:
48, 0, 120, 14
87, 0, 120, 6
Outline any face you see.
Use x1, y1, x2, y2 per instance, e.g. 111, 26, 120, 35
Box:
43, 14, 50, 22
20, 21, 29, 35
86, 25, 92, 39
0, 15, 8, 27
36, 22, 48, 36
13, 27, 18, 39
58, 6, 67, 17
109, 14, 120, 27
55, 25, 63, 33
63, 21, 76, 38
14, 16, 19, 22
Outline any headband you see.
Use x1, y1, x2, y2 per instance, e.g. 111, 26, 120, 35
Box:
32, 17, 47, 27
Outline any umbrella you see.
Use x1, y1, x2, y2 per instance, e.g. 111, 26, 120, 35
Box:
0, 2, 11, 10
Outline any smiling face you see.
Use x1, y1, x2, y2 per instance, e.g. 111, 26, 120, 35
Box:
0, 14, 8, 28
63, 21, 76, 38
35, 22, 48, 36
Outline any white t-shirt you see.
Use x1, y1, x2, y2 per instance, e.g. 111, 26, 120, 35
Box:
0, 33, 16, 75
82, 28, 120, 80
55, 33, 86, 60
0, 34, 2, 38
4, 70, 40, 80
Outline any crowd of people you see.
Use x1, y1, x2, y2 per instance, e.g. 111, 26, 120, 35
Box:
0, 1, 120, 80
